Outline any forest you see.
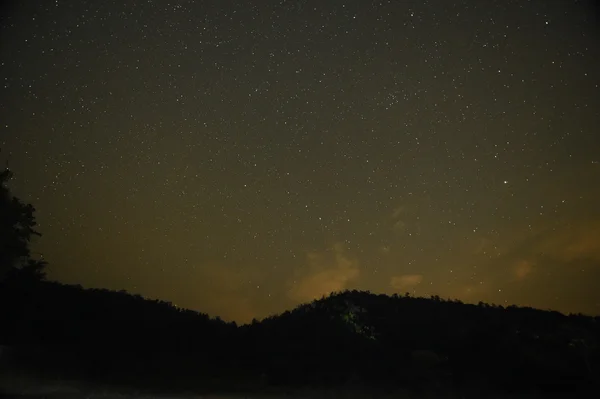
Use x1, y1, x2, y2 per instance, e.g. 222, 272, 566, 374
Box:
1, 168, 599, 398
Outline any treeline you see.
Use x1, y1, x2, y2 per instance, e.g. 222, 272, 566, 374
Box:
1, 167, 599, 397
1, 278, 599, 397
248, 291, 600, 395
0, 277, 242, 392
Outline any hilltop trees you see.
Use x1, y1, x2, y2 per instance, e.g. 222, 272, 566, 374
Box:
0, 168, 46, 281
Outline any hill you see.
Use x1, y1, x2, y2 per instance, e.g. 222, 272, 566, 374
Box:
1, 277, 599, 397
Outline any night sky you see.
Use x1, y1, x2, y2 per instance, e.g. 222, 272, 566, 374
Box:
1, 0, 599, 323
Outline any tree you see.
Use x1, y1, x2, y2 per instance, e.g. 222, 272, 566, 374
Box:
0, 168, 46, 281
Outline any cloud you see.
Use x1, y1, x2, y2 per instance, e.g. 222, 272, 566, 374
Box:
146, 264, 261, 324
391, 206, 408, 232
393, 219, 407, 232
480, 219, 600, 314
287, 243, 359, 303
392, 206, 405, 219
499, 220, 600, 269
379, 245, 391, 254
473, 237, 495, 255
513, 259, 534, 281
390, 274, 423, 290
534, 222, 600, 263
389, 197, 430, 236
456, 281, 491, 300
193, 266, 258, 323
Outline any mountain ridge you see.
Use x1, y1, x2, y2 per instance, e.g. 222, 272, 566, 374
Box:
1, 278, 599, 397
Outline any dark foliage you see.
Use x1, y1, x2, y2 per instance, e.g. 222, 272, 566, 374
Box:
1, 282, 599, 397
0, 168, 46, 281
1, 167, 598, 397
0, 278, 241, 393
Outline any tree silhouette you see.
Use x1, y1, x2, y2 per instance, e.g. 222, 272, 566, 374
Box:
0, 159, 598, 396
0, 168, 46, 281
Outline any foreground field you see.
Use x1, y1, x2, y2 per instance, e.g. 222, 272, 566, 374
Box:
0, 379, 584, 399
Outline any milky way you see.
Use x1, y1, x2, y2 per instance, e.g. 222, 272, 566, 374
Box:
1, 0, 599, 322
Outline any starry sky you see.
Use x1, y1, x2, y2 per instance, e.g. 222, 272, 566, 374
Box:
1, 0, 599, 323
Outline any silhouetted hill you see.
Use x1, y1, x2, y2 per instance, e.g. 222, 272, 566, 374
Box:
244, 291, 599, 395
0, 277, 239, 392
1, 278, 599, 397
0, 277, 235, 344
